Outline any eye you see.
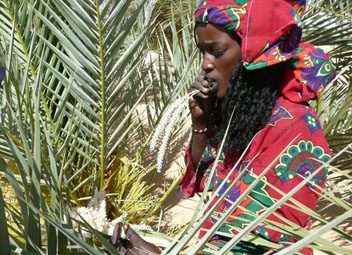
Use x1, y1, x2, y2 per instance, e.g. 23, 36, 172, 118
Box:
210, 49, 226, 58
198, 47, 227, 57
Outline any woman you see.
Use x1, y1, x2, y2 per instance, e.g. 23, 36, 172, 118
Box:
112, 0, 336, 254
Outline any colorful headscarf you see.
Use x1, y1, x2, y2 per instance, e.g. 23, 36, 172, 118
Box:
195, 0, 336, 103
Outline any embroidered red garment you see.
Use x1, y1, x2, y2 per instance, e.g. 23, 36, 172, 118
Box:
180, 97, 331, 254
179, 0, 336, 254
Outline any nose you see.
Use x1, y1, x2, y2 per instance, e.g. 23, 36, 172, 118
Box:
201, 53, 215, 73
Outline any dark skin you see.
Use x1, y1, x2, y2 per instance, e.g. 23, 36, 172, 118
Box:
189, 23, 241, 168
109, 23, 241, 254
110, 224, 161, 254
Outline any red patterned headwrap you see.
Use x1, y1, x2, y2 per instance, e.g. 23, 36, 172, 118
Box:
195, 0, 336, 103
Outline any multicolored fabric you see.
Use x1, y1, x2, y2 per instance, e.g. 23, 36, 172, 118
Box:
194, 0, 336, 103
180, 96, 332, 255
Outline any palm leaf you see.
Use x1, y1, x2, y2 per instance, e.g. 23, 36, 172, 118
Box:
0, 0, 166, 253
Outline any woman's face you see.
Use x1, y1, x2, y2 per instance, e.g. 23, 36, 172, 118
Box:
195, 23, 241, 98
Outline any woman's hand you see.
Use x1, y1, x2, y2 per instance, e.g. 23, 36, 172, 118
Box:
188, 73, 216, 168
109, 224, 161, 255
188, 74, 215, 128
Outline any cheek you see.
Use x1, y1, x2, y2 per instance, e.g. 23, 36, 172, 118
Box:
222, 52, 240, 79
217, 57, 239, 98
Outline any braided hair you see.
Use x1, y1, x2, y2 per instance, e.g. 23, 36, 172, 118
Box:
209, 61, 284, 154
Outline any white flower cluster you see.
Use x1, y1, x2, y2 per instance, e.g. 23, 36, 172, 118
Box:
150, 91, 198, 173
73, 191, 152, 236
128, 223, 153, 233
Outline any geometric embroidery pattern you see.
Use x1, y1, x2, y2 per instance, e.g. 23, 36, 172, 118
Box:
255, 226, 271, 240
274, 140, 331, 190
268, 105, 293, 126
303, 112, 321, 134
218, 170, 275, 236
217, 180, 241, 209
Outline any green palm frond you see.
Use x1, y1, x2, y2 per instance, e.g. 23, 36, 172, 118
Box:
0, 0, 168, 253
0, 180, 11, 254
304, 0, 352, 159
1, 0, 351, 254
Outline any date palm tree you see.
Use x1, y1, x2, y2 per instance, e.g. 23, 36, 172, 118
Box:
0, 0, 351, 254
0, 0, 177, 253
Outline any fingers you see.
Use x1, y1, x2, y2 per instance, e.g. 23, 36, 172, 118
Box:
110, 224, 132, 254
195, 74, 209, 88
110, 223, 122, 247
124, 225, 161, 254
189, 75, 210, 100
124, 225, 145, 246
117, 244, 129, 255
188, 73, 217, 124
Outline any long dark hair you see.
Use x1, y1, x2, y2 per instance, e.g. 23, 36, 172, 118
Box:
209, 61, 285, 154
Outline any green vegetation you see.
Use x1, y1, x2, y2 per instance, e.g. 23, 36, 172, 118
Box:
0, 0, 351, 254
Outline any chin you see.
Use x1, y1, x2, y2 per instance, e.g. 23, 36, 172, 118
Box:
216, 90, 227, 99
